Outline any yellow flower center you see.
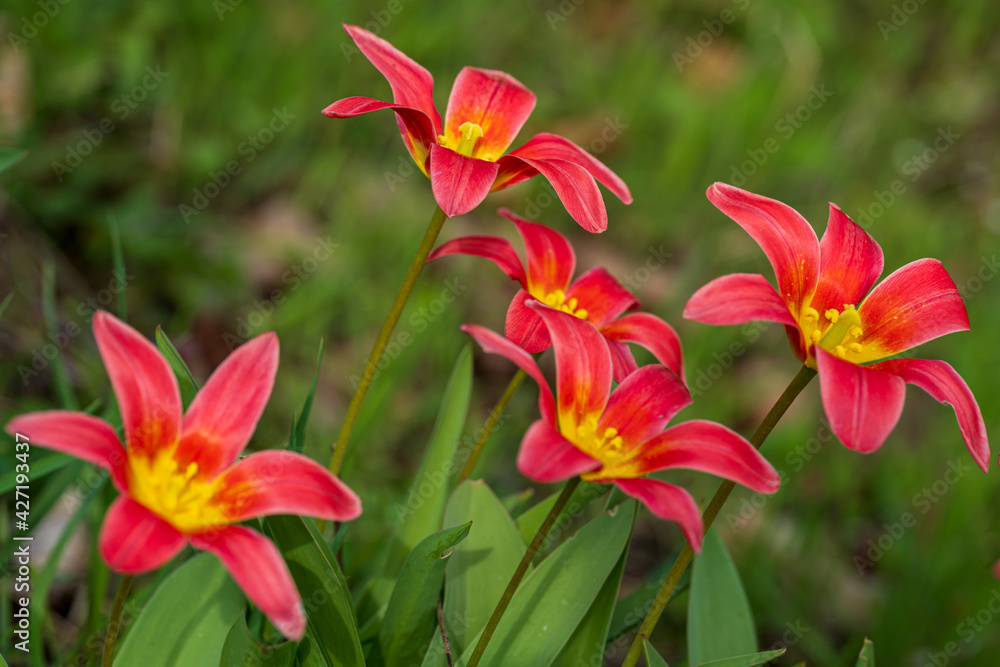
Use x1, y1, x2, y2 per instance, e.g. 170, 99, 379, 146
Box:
566, 415, 629, 479
800, 303, 865, 366
541, 289, 589, 320
438, 121, 491, 160
127, 448, 228, 534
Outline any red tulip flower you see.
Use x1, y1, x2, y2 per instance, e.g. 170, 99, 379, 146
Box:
462, 303, 779, 550
430, 208, 684, 382
5, 312, 362, 639
685, 184, 989, 470
324, 25, 632, 232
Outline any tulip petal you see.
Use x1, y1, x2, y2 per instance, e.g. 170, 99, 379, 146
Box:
811, 204, 883, 313
605, 339, 639, 383
855, 259, 970, 362
429, 144, 500, 218
93, 311, 182, 458
600, 312, 684, 381
99, 496, 186, 573
443, 67, 536, 160
427, 234, 527, 286
529, 304, 612, 434
706, 183, 819, 316
597, 366, 691, 449
5, 411, 128, 489
614, 478, 704, 552
191, 525, 305, 641
461, 324, 556, 424
499, 208, 575, 296
212, 451, 363, 522
496, 155, 608, 233
341, 24, 441, 132
517, 419, 601, 483
870, 358, 990, 472
683, 273, 798, 327
501, 132, 632, 204
626, 421, 780, 494
565, 267, 638, 328
177, 333, 278, 478
322, 97, 437, 174
505, 289, 552, 353
816, 348, 906, 454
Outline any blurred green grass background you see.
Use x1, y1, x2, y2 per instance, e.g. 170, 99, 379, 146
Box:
0, 0, 998, 664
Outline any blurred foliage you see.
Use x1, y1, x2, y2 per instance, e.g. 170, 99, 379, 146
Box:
0, 0, 998, 665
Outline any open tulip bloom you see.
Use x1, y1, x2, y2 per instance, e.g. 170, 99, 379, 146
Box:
462, 302, 779, 550
324, 25, 632, 232
684, 183, 989, 471
429, 207, 684, 382
5, 312, 362, 640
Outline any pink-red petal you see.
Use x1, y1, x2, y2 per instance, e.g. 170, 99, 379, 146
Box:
505, 289, 552, 353
5, 411, 128, 490
427, 235, 527, 286
93, 311, 182, 458
321, 97, 437, 173
855, 258, 970, 362
597, 366, 691, 449
706, 183, 819, 316
811, 204, 883, 313
341, 24, 441, 134
631, 421, 780, 494
517, 419, 601, 483
496, 155, 608, 233
870, 358, 989, 472
600, 312, 684, 381
443, 67, 536, 159
605, 339, 639, 383
614, 478, 704, 552
504, 132, 632, 204
500, 208, 575, 296
684, 273, 798, 327
191, 525, 305, 641
99, 496, 186, 573
461, 324, 556, 424
212, 451, 363, 522
176, 332, 279, 478
530, 304, 612, 434
565, 267, 638, 328
429, 144, 500, 218
816, 348, 906, 454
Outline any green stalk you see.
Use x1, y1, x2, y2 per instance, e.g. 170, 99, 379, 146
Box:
101, 575, 133, 667
620, 364, 816, 667
329, 205, 448, 476
466, 476, 582, 667
459, 369, 526, 481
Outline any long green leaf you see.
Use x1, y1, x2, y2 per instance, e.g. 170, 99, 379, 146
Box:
0, 148, 27, 173
0, 293, 13, 320
41, 261, 77, 410
457, 501, 637, 667
368, 346, 473, 613
643, 639, 671, 667
443, 480, 525, 656
290, 339, 324, 453
114, 553, 244, 667
553, 548, 627, 666
855, 637, 875, 666
607, 555, 689, 641
0, 452, 72, 496
265, 515, 365, 667
155, 325, 199, 405
687, 528, 757, 664
515, 481, 606, 548
378, 522, 471, 666
692, 648, 786, 666
220, 615, 297, 667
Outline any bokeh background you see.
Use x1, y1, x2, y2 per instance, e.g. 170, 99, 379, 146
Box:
1, 0, 998, 665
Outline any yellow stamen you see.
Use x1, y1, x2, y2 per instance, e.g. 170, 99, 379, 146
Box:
825, 309, 840, 323
803, 307, 820, 322
128, 448, 228, 533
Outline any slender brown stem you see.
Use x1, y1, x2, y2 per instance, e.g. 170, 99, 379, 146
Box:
467, 477, 582, 667
620, 365, 816, 667
329, 206, 448, 476
101, 575, 133, 667
459, 369, 527, 481
437, 599, 455, 667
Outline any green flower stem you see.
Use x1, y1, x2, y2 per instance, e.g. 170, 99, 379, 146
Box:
329, 205, 448, 476
459, 369, 527, 482
467, 476, 582, 667
620, 364, 816, 667
101, 575, 133, 667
